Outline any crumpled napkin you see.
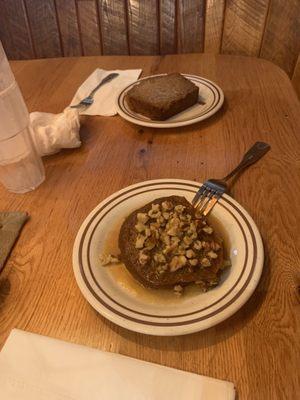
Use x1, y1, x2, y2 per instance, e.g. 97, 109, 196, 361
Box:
70, 68, 142, 116
0, 329, 236, 400
30, 108, 81, 157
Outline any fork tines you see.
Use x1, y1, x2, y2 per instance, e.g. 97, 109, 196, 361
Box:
192, 185, 222, 216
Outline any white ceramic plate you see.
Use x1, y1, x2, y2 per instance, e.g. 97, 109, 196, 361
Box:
116, 74, 224, 128
73, 179, 264, 336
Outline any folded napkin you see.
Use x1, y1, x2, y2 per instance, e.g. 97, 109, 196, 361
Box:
0, 212, 28, 273
30, 108, 81, 157
70, 68, 142, 116
0, 329, 235, 400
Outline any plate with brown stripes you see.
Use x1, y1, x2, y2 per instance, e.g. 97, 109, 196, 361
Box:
73, 179, 264, 336
116, 74, 224, 128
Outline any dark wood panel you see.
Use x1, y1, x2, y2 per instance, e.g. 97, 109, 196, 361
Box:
55, 0, 81, 56
0, 0, 34, 59
127, 0, 159, 55
260, 0, 300, 77
177, 0, 205, 53
25, 0, 62, 58
292, 54, 300, 98
98, 0, 128, 55
77, 0, 102, 56
204, 0, 225, 53
159, 0, 176, 55
221, 0, 269, 56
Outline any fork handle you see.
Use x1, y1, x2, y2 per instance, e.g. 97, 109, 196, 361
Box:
89, 73, 117, 97
222, 142, 271, 182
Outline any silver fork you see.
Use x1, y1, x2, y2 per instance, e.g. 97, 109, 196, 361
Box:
70, 72, 119, 108
192, 142, 271, 216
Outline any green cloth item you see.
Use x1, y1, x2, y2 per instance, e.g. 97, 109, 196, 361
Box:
0, 212, 29, 272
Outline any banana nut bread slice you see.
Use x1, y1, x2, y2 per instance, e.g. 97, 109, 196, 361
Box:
118, 196, 225, 289
125, 73, 199, 120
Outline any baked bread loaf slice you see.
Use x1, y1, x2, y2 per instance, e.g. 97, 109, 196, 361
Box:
118, 196, 225, 290
125, 73, 199, 120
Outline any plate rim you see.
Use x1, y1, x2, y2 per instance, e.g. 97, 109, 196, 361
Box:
115, 74, 225, 128
73, 179, 264, 336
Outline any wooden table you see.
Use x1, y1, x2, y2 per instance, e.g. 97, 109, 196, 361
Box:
1, 54, 299, 399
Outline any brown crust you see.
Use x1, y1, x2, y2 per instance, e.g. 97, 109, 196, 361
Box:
118, 196, 224, 289
125, 73, 199, 120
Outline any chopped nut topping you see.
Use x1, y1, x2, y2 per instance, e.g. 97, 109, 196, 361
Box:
138, 252, 149, 265
169, 255, 187, 272
135, 222, 146, 232
137, 213, 149, 224
150, 222, 160, 230
188, 222, 197, 233
149, 227, 160, 240
162, 212, 170, 220
207, 250, 218, 259
145, 228, 151, 237
99, 254, 119, 266
157, 216, 165, 225
148, 209, 161, 218
167, 227, 179, 236
183, 236, 193, 246
157, 264, 168, 274
203, 226, 213, 234
174, 205, 186, 213
161, 233, 170, 245
144, 238, 156, 250
135, 235, 146, 249
152, 203, 160, 212
154, 253, 166, 263
201, 257, 211, 267
186, 249, 195, 258
163, 243, 176, 255
177, 245, 186, 255
171, 236, 180, 245
193, 240, 202, 250
162, 201, 173, 210
211, 242, 221, 251
132, 200, 223, 284
174, 285, 183, 296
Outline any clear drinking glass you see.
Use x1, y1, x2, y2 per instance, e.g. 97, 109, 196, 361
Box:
0, 41, 45, 193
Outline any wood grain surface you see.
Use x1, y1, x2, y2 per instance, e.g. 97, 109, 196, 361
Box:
221, 0, 269, 56
260, 0, 300, 76
159, 0, 177, 55
177, 0, 205, 53
99, 0, 128, 55
0, 54, 299, 399
77, 0, 102, 56
55, 0, 82, 57
127, 0, 159, 55
1, 0, 300, 95
204, 0, 225, 53
24, 0, 62, 58
0, 0, 35, 60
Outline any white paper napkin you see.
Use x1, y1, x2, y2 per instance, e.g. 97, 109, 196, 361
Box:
30, 108, 81, 156
70, 68, 142, 116
0, 329, 235, 400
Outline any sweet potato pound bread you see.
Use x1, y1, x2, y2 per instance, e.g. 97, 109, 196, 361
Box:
119, 196, 225, 291
125, 73, 199, 120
